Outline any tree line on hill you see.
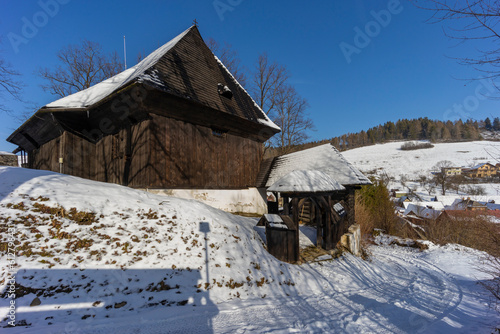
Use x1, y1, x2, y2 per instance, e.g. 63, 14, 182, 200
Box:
265, 117, 495, 158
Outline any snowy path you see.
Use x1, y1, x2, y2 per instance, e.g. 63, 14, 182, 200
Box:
16, 245, 495, 334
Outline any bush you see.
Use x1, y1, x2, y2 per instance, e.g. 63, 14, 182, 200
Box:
356, 180, 400, 236
424, 212, 500, 257
461, 184, 487, 196
400, 141, 434, 150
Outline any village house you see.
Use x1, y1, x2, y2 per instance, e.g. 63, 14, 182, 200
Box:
402, 202, 444, 223
463, 163, 499, 178
442, 166, 463, 176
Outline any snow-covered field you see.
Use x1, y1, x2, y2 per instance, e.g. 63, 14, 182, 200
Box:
343, 140, 500, 198
343, 140, 500, 181
0, 166, 498, 333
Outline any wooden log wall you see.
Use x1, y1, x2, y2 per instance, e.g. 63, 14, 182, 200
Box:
148, 114, 262, 189
29, 136, 60, 172
62, 132, 96, 180
28, 115, 263, 189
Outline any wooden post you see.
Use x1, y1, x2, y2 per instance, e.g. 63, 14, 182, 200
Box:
59, 132, 65, 174
283, 196, 289, 215
315, 201, 323, 248
348, 187, 356, 226
292, 197, 299, 262
324, 195, 333, 250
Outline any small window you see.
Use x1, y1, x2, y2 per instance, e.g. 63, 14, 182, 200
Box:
211, 128, 227, 138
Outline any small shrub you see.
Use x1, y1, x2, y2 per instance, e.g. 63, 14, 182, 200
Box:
400, 141, 434, 151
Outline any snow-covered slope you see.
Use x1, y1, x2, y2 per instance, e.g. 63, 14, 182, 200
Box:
0, 167, 497, 333
343, 140, 500, 180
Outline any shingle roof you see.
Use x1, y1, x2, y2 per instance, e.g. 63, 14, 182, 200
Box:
267, 170, 345, 193
8, 26, 280, 151
265, 144, 371, 187
44, 27, 193, 109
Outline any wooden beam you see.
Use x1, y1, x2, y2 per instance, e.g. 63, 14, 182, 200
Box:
283, 196, 289, 215
292, 197, 299, 262
314, 203, 323, 248
324, 195, 333, 250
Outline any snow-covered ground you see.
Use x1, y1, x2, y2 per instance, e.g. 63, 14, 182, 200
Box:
343, 140, 500, 199
342, 141, 500, 181
0, 166, 498, 333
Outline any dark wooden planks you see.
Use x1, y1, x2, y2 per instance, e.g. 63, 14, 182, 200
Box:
29, 112, 264, 190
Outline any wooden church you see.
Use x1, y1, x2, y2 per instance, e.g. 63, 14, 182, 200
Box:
7, 25, 370, 229
8, 26, 280, 195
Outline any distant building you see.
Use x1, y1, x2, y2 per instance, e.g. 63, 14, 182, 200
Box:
403, 203, 444, 221
442, 167, 463, 176
463, 163, 499, 178
448, 198, 488, 211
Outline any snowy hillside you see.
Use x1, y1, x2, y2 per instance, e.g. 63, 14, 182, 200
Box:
0, 167, 498, 333
342, 140, 500, 181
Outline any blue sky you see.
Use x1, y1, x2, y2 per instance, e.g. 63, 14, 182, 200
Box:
0, 0, 498, 152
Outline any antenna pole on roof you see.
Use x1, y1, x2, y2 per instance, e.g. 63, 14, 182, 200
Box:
193, 19, 198, 27
123, 35, 127, 70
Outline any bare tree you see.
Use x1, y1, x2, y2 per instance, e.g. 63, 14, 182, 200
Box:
207, 44, 314, 154
251, 53, 289, 116
418, 174, 437, 195
414, 0, 500, 81
448, 174, 465, 194
0, 53, 22, 113
432, 160, 455, 195
207, 38, 247, 87
271, 85, 314, 154
38, 40, 123, 98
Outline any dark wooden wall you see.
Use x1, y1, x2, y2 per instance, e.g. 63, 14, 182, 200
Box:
29, 136, 60, 172
62, 131, 96, 180
148, 114, 262, 189
28, 115, 263, 189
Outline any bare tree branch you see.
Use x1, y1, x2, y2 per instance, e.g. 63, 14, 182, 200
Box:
207, 38, 247, 87
414, 0, 500, 80
38, 40, 123, 98
251, 53, 289, 116
271, 84, 315, 154
0, 51, 23, 113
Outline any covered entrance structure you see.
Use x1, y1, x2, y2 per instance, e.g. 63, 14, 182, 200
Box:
256, 144, 371, 263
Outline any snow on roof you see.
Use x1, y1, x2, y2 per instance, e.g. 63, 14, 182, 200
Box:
45, 26, 193, 109
0, 151, 15, 156
403, 202, 444, 211
213, 55, 280, 132
404, 204, 442, 220
263, 214, 283, 224
435, 196, 462, 208
436, 195, 500, 209
467, 163, 495, 170
268, 170, 345, 193
266, 144, 371, 187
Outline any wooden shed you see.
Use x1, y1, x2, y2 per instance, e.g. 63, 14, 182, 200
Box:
7, 26, 280, 193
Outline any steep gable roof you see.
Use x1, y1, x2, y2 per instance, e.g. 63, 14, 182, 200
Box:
42, 25, 278, 131
8, 26, 279, 151
264, 144, 371, 188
